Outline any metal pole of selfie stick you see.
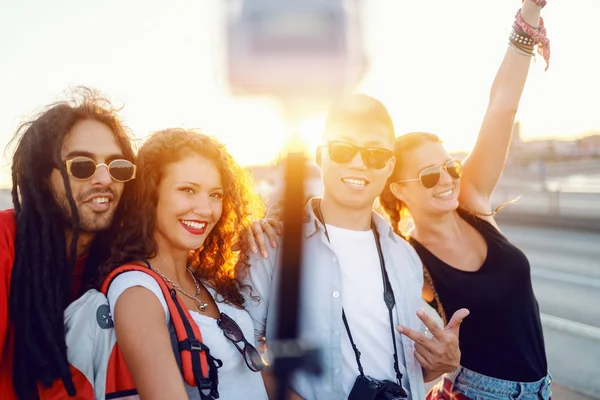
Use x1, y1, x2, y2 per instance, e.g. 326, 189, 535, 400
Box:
224, 1, 365, 396
272, 104, 317, 400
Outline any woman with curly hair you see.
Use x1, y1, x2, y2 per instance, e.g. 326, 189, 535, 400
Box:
101, 128, 268, 399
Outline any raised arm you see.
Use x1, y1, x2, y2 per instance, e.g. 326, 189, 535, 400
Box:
460, 0, 547, 212
114, 287, 189, 400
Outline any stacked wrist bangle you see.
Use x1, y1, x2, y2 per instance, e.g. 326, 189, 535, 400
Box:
509, 26, 535, 56
510, 6, 551, 70
508, 42, 535, 57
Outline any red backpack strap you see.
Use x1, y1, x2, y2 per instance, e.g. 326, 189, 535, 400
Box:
101, 261, 220, 399
167, 284, 223, 398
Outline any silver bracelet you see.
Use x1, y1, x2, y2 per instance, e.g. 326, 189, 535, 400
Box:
508, 42, 535, 57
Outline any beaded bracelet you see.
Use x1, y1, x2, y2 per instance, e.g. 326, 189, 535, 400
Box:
509, 27, 536, 49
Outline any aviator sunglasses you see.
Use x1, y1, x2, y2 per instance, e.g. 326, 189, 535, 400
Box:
324, 141, 394, 169
217, 312, 267, 372
396, 159, 463, 189
64, 156, 137, 183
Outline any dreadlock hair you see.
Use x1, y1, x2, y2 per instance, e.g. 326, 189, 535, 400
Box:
100, 128, 265, 308
378, 132, 448, 324
7, 87, 135, 399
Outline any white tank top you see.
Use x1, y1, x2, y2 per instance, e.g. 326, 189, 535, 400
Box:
108, 271, 268, 400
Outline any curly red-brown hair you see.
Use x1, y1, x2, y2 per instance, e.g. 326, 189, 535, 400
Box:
101, 128, 265, 307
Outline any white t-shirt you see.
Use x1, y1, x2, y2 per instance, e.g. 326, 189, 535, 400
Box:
107, 271, 268, 400
325, 224, 407, 399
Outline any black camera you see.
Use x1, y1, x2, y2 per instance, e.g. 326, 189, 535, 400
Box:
348, 375, 408, 400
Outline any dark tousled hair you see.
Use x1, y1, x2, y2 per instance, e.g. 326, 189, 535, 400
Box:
323, 93, 395, 140
8, 87, 135, 398
100, 128, 264, 308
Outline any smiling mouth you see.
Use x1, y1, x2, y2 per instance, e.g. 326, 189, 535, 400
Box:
434, 189, 454, 198
88, 196, 110, 205
180, 220, 207, 230
180, 219, 209, 236
341, 178, 369, 187
84, 196, 113, 212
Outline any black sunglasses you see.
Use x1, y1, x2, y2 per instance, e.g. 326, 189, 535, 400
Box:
325, 141, 394, 170
64, 157, 137, 183
217, 312, 266, 372
396, 159, 463, 189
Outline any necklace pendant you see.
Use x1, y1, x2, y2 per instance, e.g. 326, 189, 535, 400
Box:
198, 301, 208, 312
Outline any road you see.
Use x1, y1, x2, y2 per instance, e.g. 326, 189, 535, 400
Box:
492, 189, 600, 218
499, 224, 600, 399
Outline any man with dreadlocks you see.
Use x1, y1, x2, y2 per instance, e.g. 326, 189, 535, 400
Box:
0, 88, 137, 400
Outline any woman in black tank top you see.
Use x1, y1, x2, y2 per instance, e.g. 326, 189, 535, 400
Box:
379, 1, 552, 399
410, 209, 547, 382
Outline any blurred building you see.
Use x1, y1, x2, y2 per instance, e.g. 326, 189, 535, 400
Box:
508, 122, 600, 166
247, 160, 323, 205
578, 134, 600, 155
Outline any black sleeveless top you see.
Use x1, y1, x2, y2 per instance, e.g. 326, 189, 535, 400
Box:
410, 208, 547, 382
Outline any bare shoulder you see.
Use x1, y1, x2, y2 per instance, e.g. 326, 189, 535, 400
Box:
113, 286, 168, 333
115, 284, 162, 309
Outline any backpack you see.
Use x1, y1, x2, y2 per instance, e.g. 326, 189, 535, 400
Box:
38, 262, 222, 400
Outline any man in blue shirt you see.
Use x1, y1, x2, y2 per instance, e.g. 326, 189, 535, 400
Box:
245, 94, 468, 400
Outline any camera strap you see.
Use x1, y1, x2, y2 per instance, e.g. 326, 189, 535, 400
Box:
315, 202, 404, 384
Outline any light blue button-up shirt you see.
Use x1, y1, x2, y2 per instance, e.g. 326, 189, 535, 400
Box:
244, 199, 426, 400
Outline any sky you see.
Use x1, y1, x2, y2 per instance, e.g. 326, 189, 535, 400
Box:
1, 0, 599, 188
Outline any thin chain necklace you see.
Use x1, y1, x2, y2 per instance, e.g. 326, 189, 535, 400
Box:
152, 266, 209, 312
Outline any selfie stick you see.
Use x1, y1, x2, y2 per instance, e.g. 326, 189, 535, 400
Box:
224, 1, 367, 397
272, 107, 322, 400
